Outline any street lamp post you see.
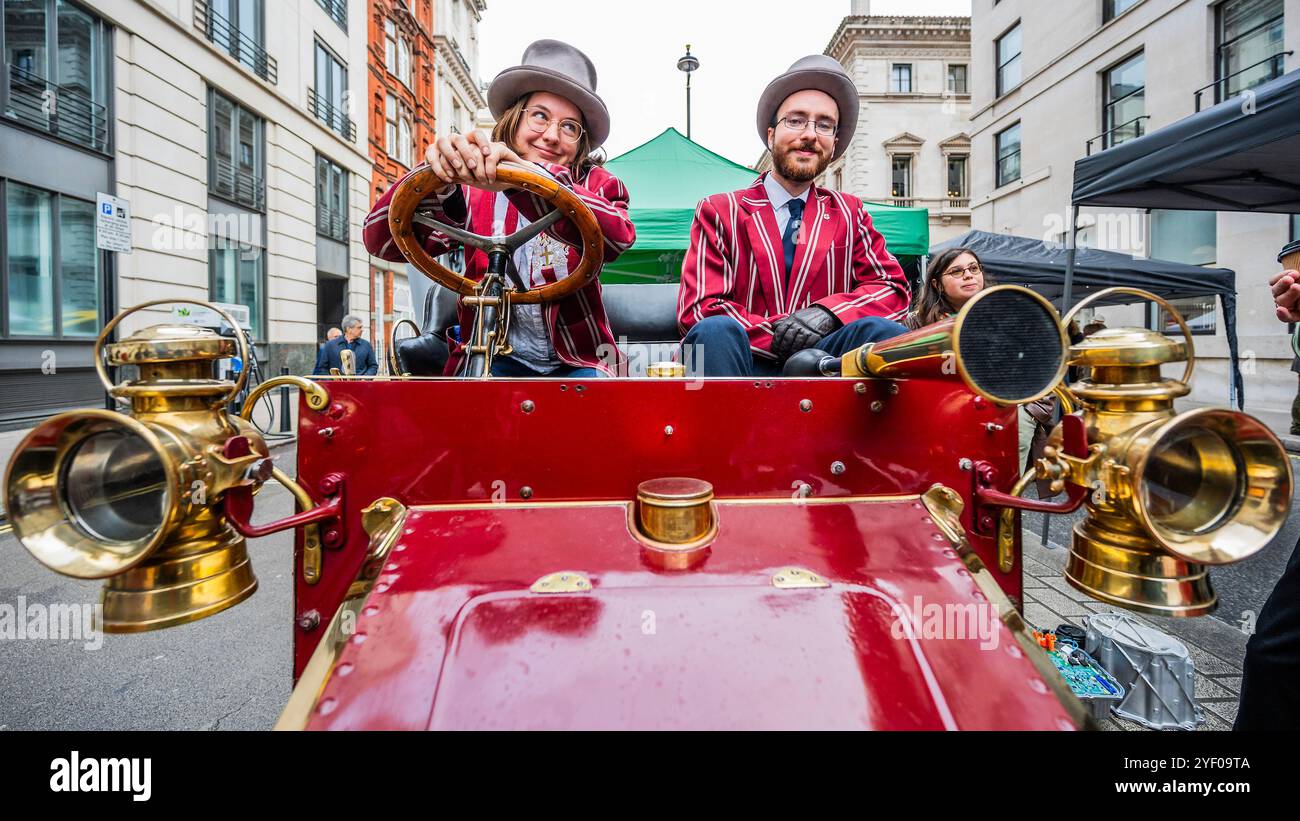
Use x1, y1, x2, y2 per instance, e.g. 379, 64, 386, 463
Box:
677, 45, 699, 140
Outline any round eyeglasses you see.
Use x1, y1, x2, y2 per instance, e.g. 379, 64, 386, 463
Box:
523, 107, 584, 143
776, 115, 838, 137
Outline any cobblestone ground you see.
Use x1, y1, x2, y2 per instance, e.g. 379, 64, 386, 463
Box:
1021, 539, 1246, 731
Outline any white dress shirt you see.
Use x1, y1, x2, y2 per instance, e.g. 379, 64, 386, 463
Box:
492, 193, 564, 372
763, 173, 812, 238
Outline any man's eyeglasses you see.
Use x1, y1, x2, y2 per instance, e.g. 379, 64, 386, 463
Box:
776, 115, 838, 137
523, 107, 584, 143
942, 263, 983, 279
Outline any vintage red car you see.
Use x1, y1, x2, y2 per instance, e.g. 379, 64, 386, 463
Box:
4, 166, 1289, 730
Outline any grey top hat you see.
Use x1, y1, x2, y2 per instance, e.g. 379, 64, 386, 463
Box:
756, 55, 860, 162
487, 39, 610, 147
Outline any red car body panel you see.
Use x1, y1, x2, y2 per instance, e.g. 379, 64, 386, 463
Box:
287, 377, 1053, 729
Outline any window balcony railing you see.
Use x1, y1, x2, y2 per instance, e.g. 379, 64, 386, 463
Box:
890, 197, 916, 208
307, 87, 356, 142
1086, 114, 1150, 155
194, 0, 278, 85
4, 63, 109, 153
1194, 51, 1291, 111
316, 209, 348, 243
316, 0, 347, 30
211, 156, 266, 211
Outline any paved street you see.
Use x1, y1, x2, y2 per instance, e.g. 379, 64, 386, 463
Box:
1, 444, 1296, 730
0, 445, 299, 731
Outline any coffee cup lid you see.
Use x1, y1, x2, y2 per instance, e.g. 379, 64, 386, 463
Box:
1280, 240, 1300, 264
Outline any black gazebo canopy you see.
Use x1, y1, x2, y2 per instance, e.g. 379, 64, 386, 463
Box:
931, 230, 1241, 405
1058, 69, 1300, 407
1072, 69, 1300, 213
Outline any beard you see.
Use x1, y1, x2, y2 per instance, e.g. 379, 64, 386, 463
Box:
772, 139, 832, 183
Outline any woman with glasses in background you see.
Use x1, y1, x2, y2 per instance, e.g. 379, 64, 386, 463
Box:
904, 247, 991, 330
906, 249, 1052, 474
364, 39, 635, 377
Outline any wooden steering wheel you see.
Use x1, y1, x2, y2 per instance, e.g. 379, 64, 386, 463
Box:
386, 163, 605, 305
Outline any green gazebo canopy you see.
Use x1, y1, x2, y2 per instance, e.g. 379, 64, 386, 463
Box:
601, 127, 930, 283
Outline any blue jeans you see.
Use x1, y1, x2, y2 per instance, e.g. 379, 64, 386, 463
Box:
680, 315, 908, 377
489, 355, 603, 378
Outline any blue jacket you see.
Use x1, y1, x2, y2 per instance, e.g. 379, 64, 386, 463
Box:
313, 336, 378, 375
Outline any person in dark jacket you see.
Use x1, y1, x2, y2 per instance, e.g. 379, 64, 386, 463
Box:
313, 314, 378, 375
1236, 267, 1300, 730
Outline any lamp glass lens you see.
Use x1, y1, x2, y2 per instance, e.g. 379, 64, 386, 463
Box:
63, 430, 168, 543
1141, 427, 1242, 535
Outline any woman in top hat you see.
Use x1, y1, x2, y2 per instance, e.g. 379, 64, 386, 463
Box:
364, 39, 635, 377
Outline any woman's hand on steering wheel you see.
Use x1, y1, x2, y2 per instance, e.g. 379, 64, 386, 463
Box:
425, 130, 526, 194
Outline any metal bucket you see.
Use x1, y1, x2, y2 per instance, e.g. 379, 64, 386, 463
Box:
1085, 612, 1205, 730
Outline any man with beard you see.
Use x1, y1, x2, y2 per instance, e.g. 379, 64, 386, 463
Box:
677, 55, 910, 376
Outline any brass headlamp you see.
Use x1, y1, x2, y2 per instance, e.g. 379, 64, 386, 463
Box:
3, 300, 330, 632
1043, 288, 1290, 616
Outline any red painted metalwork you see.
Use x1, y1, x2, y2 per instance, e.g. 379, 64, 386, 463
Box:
285, 376, 1028, 686
974, 413, 1090, 521
302, 498, 1074, 730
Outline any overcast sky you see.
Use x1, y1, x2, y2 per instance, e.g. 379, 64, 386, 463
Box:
478, 0, 973, 168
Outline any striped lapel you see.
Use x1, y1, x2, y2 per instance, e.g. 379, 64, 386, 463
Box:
738, 176, 786, 315
780, 185, 842, 310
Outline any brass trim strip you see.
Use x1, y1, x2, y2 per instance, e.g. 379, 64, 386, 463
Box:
408, 494, 924, 514
275, 498, 407, 731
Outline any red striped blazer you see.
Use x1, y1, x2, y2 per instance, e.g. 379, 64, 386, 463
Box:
678, 174, 911, 358
364, 162, 635, 376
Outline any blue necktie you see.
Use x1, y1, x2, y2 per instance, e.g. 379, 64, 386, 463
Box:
782, 198, 805, 274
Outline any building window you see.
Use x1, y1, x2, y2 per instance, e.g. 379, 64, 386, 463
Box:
1104, 0, 1139, 23
1152, 297, 1218, 335
2, 181, 101, 339
384, 19, 397, 74
316, 153, 348, 243
198, 0, 276, 83
890, 156, 911, 203
890, 64, 912, 94
1151, 209, 1216, 266
311, 40, 353, 140
1103, 51, 1145, 148
2, 0, 112, 153
996, 23, 1022, 97
947, 155, 968, 201
1216, 0, 1285, 102
451, 98, 463, 134
947, 64, 968, 95
316, 0, 347, 30
209, 88, 264, 211
995, 123, 1021, 188
210, 236, 263, 339
385, 93, 398, 155
398, 36, 411, 88
398, 113, 412, 167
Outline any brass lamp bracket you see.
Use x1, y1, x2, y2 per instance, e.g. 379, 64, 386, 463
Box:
218, 436, 347, 585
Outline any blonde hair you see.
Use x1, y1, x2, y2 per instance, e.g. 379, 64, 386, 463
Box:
492, 93, 606, 180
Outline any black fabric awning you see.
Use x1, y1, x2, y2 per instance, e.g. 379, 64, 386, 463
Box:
1072, 69, 1300, 213
931, 230, 1241, 404
931, 230, 1236, 305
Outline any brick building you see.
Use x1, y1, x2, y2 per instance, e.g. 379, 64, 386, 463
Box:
366, 0, 439, 361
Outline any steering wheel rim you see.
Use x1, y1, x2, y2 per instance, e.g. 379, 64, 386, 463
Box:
387, 163, 605, 306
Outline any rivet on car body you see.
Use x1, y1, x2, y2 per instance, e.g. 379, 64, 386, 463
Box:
520, 486, 533, 499
664, 425, 674, 436
800, 399, 812, 412
521, 400, 535, 413
870, 401, 884, 413
854, 382, 867, 394
831, 461, 846, 475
